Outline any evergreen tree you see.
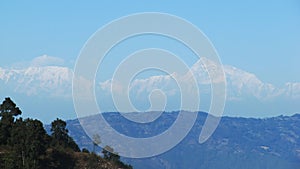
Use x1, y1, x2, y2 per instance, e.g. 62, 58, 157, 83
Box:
51, 118, 80, 152
0, 97, 133, 169
0, 97, 22, 144
102, 145, 120, 162
92, 134, 101, 153
9, 118, 47, 169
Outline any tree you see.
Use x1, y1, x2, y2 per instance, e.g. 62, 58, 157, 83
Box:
50, 118, 80, 152
82, 148, 90, 153
102, 145, 120, 162
9, 118, 47, 169
102, 145, 133, 169
0, 97, 22, 117
51, 118, 68, 141
92, 134, 101, 153
0, 97, 22, 145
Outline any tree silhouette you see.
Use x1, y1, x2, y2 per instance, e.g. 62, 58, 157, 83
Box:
50, 118, 80, 152
9, 118, 47, 169
102, 145, 120, 162
0, 97, 22, 144
92, 134, 101, 153
0, 97, 133, 169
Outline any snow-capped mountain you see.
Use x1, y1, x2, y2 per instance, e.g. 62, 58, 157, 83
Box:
100, 58, 300, 102
0, 66, 73, 97
1, 58, 299, 100
223, 64, 300, 101
0, 57, 299, 118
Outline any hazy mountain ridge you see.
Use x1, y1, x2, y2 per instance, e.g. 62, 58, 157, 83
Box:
1, 59, 299, 100
1, 58, 299, 119
56, 112, 300, 169
0, 66, 72, 97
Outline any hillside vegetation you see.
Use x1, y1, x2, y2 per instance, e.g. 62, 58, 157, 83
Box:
64, 112, 300, 169
0, 97, 132, 169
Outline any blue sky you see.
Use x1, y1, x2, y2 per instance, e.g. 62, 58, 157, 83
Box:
1, 0, 300, 85
0, 1, 300, 123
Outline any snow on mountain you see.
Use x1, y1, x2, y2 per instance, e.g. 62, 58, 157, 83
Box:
283, 82, 300, 99
0, 66, 73, 97
0, 57, 299, 102
222, 65, 300, 101
188, 57, 225, 84
223, 65, 283, 101
100, 58, 300, 102
30, 55, 65, 67
187, 58, 293, 101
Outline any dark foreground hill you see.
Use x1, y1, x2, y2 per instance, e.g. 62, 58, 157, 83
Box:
0, 97, 132, 169
60, 111, 300, 169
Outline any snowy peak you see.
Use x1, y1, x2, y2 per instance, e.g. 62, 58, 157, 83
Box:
182, 58, 300, 101
0, 58, 299, 101
0, 66, 73, 97
222, 65, 300, 100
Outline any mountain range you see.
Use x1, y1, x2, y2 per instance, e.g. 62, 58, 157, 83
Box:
0, 56, 299, 120
45, 111, 300, 169
1, 58, 299, 100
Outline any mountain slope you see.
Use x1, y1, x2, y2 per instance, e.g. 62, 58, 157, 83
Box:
60, 112, 300, 169
1, 58, 299, 100
1, 58, 299, 119
0, 66, 72, 97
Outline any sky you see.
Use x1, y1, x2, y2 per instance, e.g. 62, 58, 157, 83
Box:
0, 1, 300, 123
1, 1, 299, 84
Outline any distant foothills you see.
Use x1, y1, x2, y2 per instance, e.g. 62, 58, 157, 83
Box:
1, 97, 299, 169
0, 97, 133, 169
60, 110, 300, 169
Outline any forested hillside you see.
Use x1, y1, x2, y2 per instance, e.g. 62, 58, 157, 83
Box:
0, 97, 132, 169
64, 112, 300, 169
